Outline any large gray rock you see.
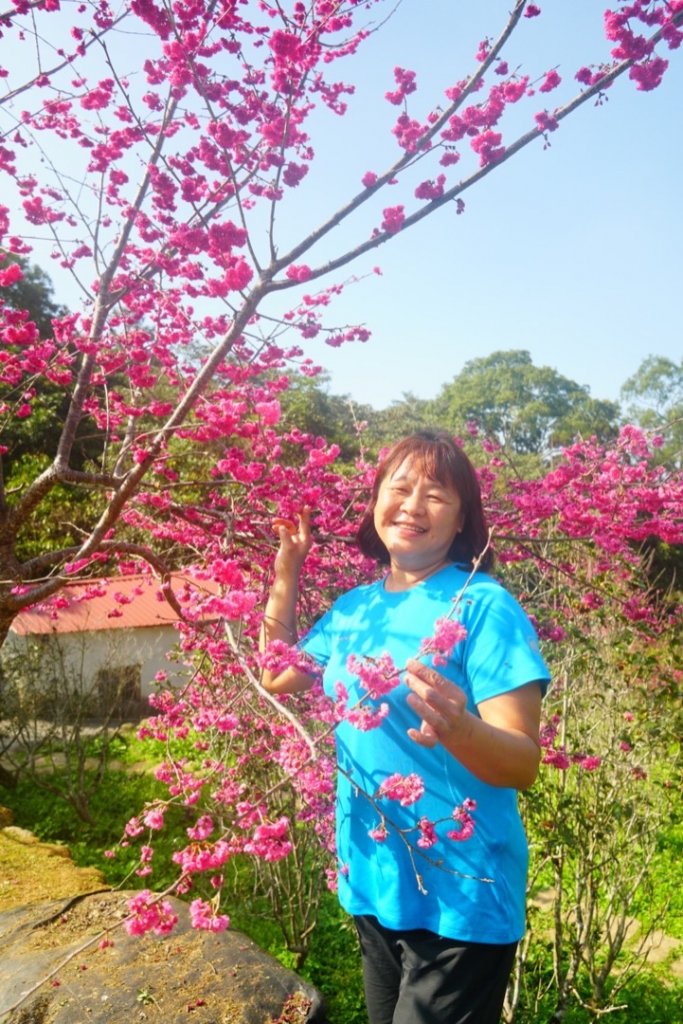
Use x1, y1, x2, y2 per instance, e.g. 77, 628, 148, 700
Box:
0, 892, 326, 1023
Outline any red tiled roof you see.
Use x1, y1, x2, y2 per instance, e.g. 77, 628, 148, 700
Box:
10, 573, 218, 636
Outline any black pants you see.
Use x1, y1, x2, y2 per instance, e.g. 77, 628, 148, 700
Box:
354, 914, 516, 1024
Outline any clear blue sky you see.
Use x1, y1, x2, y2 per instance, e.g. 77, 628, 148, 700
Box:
3, 1, 681, 412
278, 0, 683, 411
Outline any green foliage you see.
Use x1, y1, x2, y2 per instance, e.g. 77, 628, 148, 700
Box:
297, 894, 367, 1024
630, 818, 683, 941
0, 767, 169, 881
429, 350, 620, 455
511, 936, 682, 1024
600, 974, 683, 1024
512, 622, 682, 1023
0, 731, 195, 893
621, 354, 683, 466
277, 372, 373, 465
362, 391, 434, 453
3, 452, 105, 562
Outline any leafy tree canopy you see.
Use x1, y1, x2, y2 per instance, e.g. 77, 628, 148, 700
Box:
276, 372, 373, 465
362, 392, 435, 454
428, 349, 620, 455
621, 355, 682, 466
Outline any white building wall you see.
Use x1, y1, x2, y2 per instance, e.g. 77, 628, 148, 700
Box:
1, 624, 185, 717
60, 625, 182, 696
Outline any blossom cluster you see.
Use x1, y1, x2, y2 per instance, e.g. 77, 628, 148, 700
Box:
418, 617, 468, 667
124, 891, 179, 937
448, 798, 477, 843
346, 653, 401, 698
189, 898, 230, 933
257, 640, 321, 680
377, 772, 425, 807
334, 682, 390, 732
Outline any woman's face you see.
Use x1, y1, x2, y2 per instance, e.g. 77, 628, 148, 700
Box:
373, 457, 463, 572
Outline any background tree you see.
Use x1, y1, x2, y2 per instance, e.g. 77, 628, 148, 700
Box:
276, 373, 372, 465
619, 355, 683, 596
428, 349, 620, 456
621, 354, 683, 466
363, 391, 434, 452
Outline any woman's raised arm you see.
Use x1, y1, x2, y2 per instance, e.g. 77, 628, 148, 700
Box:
260, 508, 317, 694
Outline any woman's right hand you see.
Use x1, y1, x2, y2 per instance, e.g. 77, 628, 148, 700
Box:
273, 507, 312, 579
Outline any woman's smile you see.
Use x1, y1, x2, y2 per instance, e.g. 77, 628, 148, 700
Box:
392, 520, 426, 535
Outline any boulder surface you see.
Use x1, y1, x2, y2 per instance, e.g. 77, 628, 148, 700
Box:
0, 891, 326, 1023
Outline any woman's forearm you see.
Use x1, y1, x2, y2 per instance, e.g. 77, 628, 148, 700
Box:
262, 572, 300, 647
439, 712, 541, 790
259, 512, 317, 694
260, 571, 316, 694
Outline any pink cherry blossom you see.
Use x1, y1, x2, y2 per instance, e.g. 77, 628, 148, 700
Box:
189, 898, 230, 932
539, 69, 561, 93
416, 817, 438, 849
368, 822, 389, 843
380, 205, 406, 233
346, 653, 400, 698
377, 772, 425, 806
125, 891, 178, 936
418, 617, 468, 667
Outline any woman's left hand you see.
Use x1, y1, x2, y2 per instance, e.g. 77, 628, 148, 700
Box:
404, 658, 471, 749
404, 658, 544, 789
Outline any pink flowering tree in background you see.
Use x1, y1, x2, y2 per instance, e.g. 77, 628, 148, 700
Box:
2, 0, 682, 633
480, 426, 683, 1021
0, 1, 682, 1018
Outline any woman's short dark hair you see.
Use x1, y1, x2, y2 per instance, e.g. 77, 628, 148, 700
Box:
356, 429, 493, 572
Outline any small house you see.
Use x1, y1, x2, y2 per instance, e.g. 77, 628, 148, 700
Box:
1, 574, 212, 720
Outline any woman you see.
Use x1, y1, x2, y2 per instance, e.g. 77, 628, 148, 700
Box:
261, 430, 550, 1024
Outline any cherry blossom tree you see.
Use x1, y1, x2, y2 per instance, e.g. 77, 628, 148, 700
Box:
1, 0, 682, 638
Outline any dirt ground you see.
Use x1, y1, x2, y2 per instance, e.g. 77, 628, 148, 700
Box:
0, 820, 107, 912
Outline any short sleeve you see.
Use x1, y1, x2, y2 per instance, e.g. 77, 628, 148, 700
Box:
461, 583, 551, 706
298, 608, 333, 668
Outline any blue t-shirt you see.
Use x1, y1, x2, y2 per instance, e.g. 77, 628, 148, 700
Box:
300, 563, 550, 944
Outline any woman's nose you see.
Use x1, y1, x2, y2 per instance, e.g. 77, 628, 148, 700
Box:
400, 490, 424, 514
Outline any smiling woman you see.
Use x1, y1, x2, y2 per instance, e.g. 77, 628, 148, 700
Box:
356, 431, 492, 586
372, 463, 462, 584
372, 466, 463, 582
260, 429, 550, 1024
